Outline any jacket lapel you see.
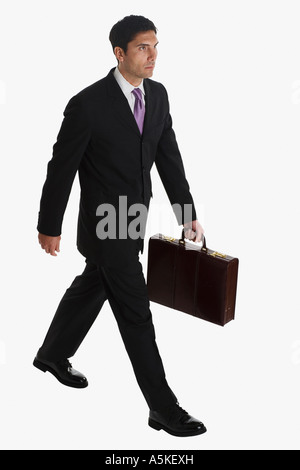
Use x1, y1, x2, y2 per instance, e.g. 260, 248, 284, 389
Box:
106, 69, 156, 138
143, 79, 154, 137
106, 68, 141, 137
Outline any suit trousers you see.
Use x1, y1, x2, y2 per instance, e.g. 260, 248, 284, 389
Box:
37, 255, 177, 411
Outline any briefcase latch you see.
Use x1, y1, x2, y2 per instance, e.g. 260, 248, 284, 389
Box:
162, 235, 176, 243
210, 251, 227, 259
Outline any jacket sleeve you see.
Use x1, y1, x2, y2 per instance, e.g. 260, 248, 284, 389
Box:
154, 90, 197, 225
37, 94, 91, 236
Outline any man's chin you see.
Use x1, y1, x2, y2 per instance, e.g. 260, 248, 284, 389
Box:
144, 68, 155, 78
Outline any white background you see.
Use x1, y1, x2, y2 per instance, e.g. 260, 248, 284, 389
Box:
0, 0, 300, 450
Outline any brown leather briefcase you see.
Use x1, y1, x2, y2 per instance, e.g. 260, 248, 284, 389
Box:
146, 231, 239, 326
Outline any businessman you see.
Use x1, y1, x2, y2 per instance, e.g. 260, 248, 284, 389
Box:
34, 15, 206, 437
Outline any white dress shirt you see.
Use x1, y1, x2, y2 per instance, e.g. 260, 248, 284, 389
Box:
113, 66, 145, 113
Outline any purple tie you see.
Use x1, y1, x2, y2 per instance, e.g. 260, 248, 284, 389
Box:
132, 88, 145, 134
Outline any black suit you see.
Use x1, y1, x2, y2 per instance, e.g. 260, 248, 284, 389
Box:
37, 68, 197, 410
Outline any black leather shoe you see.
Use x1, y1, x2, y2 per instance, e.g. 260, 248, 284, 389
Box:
33, 356, 88, 389
149, 403, 206, 437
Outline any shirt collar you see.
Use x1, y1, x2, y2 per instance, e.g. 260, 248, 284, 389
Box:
113, 66, 145, 97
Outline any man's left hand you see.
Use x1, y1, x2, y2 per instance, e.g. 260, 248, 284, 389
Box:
183, 220, 204, 243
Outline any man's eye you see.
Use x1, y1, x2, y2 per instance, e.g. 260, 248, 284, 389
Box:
139, 47, 146, 51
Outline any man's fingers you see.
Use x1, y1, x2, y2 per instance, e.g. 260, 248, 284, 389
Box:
38, 234, 61, 256
183, 221, 205, 243
183, 228, 204, 243
184, 229, 196, 240
41, 244, 58, 255
195, 230, 204, 243
184, 229, 192, 239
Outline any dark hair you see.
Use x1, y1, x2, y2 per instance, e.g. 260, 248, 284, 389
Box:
109, 15, 157, 54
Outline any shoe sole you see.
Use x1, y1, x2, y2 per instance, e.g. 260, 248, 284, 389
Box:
33, 359, 88, 389
148, 418, 207, 437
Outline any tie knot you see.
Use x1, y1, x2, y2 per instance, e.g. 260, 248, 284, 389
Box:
132, 88, 143, 100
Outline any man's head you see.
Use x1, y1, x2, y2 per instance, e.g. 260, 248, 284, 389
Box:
109, 15, 159, 85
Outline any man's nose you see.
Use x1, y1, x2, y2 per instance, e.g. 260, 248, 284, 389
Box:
148, 48, 157, 61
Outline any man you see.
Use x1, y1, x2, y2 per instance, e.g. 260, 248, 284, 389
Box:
34, 15, 206, 437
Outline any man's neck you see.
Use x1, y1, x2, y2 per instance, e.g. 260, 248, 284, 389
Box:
117, 66, 143, 87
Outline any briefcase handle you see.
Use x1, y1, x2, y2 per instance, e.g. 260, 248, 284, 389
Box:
180, 229, 207, 252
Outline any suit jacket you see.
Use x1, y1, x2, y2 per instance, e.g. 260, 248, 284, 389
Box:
37, 68, 197, 267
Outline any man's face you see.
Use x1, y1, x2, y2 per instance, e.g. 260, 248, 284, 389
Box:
116, 30, 158, 84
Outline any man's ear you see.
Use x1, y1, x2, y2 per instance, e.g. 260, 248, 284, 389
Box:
114, 47, 125, 63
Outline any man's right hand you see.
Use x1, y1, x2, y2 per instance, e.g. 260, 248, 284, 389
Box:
38, 233, 61, 256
